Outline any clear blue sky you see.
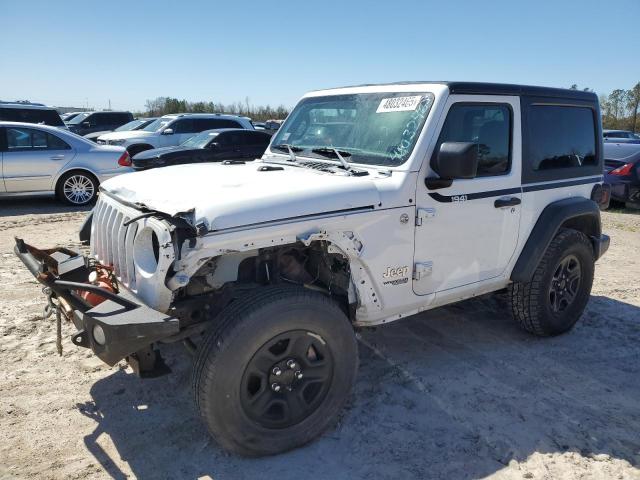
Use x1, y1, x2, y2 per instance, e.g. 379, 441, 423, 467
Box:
1, 0, 638, 112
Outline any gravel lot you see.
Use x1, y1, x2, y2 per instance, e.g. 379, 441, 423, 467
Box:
1, 198, 639, 480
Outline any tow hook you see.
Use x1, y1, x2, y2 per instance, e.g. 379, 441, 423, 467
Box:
71, 330, 90, 348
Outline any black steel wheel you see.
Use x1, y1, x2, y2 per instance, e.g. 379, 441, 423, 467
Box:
549, 254, 581, 314
240, 330, 334, 429
509, 228, 595, 336
192, 286, 358, 456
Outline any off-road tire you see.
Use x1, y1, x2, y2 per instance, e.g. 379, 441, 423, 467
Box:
192, 285, 358, 456
509, 228, 595, 336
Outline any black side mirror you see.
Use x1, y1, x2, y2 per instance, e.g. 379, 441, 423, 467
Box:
208, 142, 219, 149
82, 121, 91, 128
432, 141, 478, 178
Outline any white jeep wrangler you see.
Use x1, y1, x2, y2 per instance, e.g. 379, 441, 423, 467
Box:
16, 81, 610, 456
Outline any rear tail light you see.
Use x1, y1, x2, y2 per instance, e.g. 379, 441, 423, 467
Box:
118, 151, 131, 167
610, 162, 634, 176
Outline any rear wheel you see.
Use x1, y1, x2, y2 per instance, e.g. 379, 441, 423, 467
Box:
192, 286, 358, 456
509, 228, 594, 336
56, 171, 98, 205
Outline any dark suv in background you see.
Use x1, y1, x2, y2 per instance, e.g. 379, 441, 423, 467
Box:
0, 103, 65, 127
66, 111, 134, 136
131, 128, 271, 170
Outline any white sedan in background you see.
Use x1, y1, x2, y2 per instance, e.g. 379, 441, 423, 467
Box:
0, 122, 133, 205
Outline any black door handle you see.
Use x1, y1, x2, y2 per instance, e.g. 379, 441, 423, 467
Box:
494, 197, 521, 208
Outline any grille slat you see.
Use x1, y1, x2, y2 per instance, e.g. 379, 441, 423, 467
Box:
104, 207, 117, 266
91, 196, 139, 292
124, 222, 138, 290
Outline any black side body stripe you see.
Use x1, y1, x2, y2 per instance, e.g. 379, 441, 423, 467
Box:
427, 176, 603, 203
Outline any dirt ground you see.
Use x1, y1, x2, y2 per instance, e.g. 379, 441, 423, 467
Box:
0, 197, 639, 480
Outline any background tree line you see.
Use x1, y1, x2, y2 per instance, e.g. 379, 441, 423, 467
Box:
139, 96, 289, 121
139, 82, 640, 132
572, 82, 640, 132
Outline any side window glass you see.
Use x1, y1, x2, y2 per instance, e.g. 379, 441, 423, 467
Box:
434, 103, 511, 176
233, 132, 250, 146
47, 132, 71, 150
174, 119, 194, 133
215, 134, 230, 146
195, 119, 215, 132
33, 130, 48, 148
529, 106, 596, 170
249, 132, 269, 146
6, 127, 70, 150
7, 128, 32, 149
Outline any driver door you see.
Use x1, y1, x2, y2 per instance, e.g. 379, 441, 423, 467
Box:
413, 95, 522, 296
2, 126, 74, 192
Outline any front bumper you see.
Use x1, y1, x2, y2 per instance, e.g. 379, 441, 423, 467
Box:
14, 238, 179, 367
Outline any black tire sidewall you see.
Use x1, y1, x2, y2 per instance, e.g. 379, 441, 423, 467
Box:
56, 171, 98, 205
538, 232, 594, 334
197, 291, 358, 456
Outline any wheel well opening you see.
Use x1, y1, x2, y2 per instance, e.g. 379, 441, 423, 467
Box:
56, 169, 99, 191
176, 241, 355, 323
560, 214, 600, 238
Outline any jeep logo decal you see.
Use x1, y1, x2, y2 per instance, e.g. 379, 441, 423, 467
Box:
383, 266, 409, 279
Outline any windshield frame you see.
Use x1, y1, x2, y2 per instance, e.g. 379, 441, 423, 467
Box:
269, 91, 435, 168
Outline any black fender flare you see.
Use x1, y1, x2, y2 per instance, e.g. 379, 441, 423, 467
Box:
510, 197, 601, 283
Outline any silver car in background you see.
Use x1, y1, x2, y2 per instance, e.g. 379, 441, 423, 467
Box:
0, 121, 134, 205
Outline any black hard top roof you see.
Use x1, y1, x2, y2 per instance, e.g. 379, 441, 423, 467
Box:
321, 81, 597, 101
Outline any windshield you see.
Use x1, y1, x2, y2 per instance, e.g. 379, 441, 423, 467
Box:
142, 117, 174, 132
67, 112, 91, 124
115, 119, 145, 131
270, 92, 434, 167
181, 130, 219, 148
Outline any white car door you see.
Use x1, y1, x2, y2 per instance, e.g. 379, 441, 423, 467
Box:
2, 126, 74, 192
413, 95, 522, 296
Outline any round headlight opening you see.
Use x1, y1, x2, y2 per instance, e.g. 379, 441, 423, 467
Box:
93, 324, 106, 346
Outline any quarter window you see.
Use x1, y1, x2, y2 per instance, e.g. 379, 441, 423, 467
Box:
529, 106, 596, 170
434, 103, 511, 176
6, 127, 70, 150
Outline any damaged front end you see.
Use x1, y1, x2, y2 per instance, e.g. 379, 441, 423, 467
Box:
14, 238, 179, 376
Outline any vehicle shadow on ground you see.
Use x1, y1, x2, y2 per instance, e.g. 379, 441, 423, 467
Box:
79, 293, 640, 480
0, 197, 91, 217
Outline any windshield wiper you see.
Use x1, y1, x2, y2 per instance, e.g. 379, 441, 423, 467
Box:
272, 143, 303, 162
311, 148, 352, 171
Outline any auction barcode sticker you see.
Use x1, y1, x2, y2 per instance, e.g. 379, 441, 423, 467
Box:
376, 95, 423, 113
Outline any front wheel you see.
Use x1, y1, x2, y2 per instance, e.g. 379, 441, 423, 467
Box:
192, 286, 358, 456
509, 228, 595, 336
56, 171, 98, 205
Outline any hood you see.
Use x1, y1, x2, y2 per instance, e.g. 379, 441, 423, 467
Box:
84, 130, 111, 140
101, 162, 381, 231
98, 130, 155, 141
